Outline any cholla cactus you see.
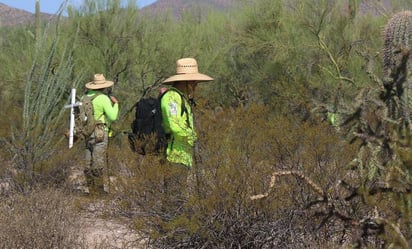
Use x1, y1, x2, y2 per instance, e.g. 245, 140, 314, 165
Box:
381, 10, 412, 170
342, 12, 412, 178
383, 11, 412, 128
383, 11, 412, 83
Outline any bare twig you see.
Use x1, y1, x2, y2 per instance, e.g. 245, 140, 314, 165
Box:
250, 170, 325, 200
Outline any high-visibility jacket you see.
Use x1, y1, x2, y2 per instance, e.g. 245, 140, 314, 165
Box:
87, 90, 119, 132
160, 88, 197, 167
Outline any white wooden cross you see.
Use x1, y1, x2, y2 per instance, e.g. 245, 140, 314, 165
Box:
64, 88, 82, 148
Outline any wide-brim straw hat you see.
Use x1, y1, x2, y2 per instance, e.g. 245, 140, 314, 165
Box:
162, 58, 213, 84
85, 74, 114, 89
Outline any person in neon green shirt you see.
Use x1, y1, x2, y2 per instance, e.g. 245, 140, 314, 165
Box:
161, 58, 213, 168
160, 58, 213, 210
70, 74, 119, 195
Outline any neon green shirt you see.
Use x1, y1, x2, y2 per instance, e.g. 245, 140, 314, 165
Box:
160, 88, 197, 167
87, 90, 119, 130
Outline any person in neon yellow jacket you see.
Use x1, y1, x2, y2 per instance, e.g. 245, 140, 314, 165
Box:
161, 58, 213, 168
70, 74, 119, 195
160, 86, 196, 167
160, 58, 213, 211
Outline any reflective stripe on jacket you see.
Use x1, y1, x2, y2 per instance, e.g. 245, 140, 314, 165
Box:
160, 88, 197, 167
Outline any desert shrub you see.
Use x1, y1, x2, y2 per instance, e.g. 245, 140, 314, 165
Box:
0, 188, 85, 248
111, 104, 362, 248
113, 102, 410, 248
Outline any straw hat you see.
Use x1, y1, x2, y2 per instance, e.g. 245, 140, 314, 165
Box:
85, 74, 114, 89
162, 58, 213, 84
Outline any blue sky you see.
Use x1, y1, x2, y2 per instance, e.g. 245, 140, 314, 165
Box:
0, 0, 157, 14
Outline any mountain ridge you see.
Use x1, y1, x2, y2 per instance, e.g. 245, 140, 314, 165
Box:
0, 0, 396, 27
142, 0, 233, 16
0, 3, 55, 27
0, 0, 235, 27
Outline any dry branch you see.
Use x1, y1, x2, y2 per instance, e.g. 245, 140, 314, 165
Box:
250, 170, 325, 200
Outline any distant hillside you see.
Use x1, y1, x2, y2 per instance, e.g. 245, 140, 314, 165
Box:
0, 3, 54, 27
141, 0, 234, 17
0, 0, 398, 27
0, 0, 233, 27
142, 0, 396, 17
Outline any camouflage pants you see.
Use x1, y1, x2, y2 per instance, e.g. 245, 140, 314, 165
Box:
68, 131, 109, 194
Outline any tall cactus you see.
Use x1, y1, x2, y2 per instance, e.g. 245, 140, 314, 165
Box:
382, 11, 412, 229
383, 11, 412, 128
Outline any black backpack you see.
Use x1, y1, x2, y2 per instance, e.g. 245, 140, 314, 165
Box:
129, 88, 186, 155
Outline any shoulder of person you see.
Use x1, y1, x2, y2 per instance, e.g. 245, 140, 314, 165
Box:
93, 91, 109, 99
90, 92, 111, 103
162, 88, 184, 99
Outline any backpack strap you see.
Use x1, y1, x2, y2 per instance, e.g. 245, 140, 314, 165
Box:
87, 91, 105, 122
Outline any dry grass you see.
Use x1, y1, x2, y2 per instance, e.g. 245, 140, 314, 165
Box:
0, 188, 85, 248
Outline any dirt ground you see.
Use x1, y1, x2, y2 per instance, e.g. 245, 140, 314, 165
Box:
79, 199, 148, 249
81, 215, 146, 249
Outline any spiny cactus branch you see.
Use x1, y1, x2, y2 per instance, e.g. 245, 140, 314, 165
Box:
383, 11, 412, 84
251, 169, 411, 247
382, 11, 412, 125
